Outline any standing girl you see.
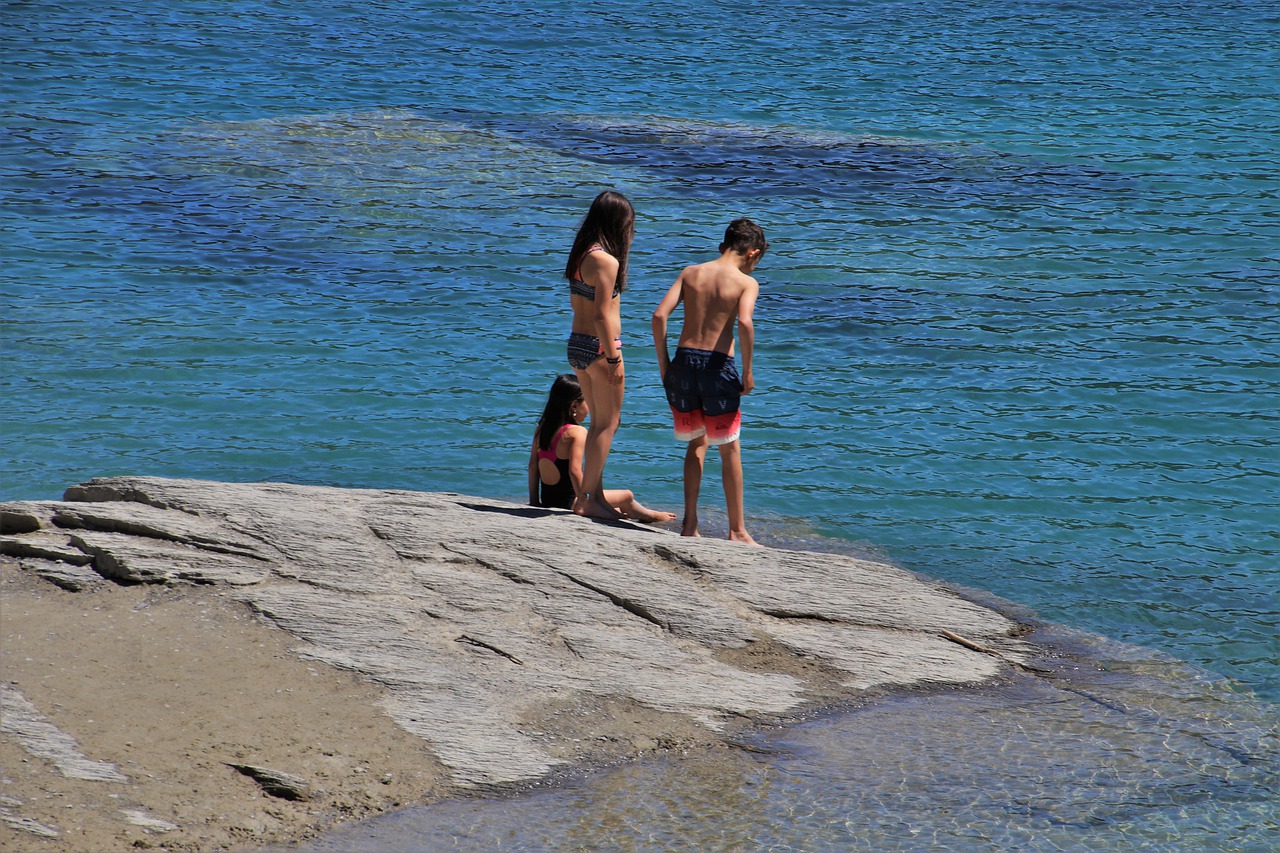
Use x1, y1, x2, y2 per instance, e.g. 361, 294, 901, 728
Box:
528, 373, 674, 523
564, 190, 634, 519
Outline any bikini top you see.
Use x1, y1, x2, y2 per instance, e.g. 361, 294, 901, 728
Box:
569, 245, 619, 300
536, 423, 573, 462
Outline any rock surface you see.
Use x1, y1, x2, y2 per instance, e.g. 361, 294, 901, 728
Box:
0, 476, 1032, 850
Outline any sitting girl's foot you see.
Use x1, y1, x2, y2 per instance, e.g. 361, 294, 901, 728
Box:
624, 503, 678, 525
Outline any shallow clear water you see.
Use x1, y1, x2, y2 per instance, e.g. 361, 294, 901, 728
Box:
279, 630, 1280, 852
4, 0, 1278, 847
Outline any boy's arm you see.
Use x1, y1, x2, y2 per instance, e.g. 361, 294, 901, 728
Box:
651, 274, 685, 379
737, 279, 759, 395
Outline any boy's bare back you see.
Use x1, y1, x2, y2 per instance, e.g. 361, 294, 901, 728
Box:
670, 257, 760, 355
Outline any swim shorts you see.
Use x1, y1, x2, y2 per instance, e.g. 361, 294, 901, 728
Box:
567, 333, 622, 370
663, 347, 743, 446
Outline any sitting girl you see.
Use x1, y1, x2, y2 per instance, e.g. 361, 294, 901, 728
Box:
528, 374, 675, 524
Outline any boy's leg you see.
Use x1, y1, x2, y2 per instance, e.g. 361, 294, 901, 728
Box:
681, 436, 707, 537
717, 440, 759, 546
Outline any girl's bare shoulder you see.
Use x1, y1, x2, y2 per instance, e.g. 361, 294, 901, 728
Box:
579, 248, 619, 277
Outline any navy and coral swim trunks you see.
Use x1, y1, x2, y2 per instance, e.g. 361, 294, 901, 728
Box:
663, 347, 743, 446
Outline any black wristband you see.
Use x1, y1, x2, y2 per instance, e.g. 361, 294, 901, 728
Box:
606, 355, 622, 364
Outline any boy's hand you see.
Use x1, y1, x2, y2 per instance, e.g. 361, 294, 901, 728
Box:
741, 371, 754, 395
607, 360, 624, 386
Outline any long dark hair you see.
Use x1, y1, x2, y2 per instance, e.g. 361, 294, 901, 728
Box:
536, 373, 582, 451
564, 190, 635, 294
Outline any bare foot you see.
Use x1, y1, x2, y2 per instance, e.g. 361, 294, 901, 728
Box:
680, 517, 701, 537
622, 503, 677, 525
729, 530, 762, 547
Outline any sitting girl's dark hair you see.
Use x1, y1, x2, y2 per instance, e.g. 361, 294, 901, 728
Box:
536, 374, 583, 451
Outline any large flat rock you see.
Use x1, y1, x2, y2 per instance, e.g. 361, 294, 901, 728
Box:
2, 476, 1027, 792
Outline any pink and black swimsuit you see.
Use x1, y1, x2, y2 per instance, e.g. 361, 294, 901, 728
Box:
536, 423, 575, 509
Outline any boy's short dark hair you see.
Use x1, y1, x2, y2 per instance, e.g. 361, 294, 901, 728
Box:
720, 218, 768, 256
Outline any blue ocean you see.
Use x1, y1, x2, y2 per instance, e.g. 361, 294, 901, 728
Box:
4, 0, 1277, 849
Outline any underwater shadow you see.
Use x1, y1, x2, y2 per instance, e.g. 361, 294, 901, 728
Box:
444, 109, 1123, 200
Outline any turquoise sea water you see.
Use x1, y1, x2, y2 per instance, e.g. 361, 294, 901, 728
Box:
4, 0, 1277, 848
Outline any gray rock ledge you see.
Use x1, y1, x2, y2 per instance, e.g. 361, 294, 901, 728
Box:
1, 476, 1029, 788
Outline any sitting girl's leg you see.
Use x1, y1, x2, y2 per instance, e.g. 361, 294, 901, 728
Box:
602, 489, 677, 524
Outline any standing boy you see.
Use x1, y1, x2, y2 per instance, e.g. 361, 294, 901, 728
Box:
652, 218, 767, 545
